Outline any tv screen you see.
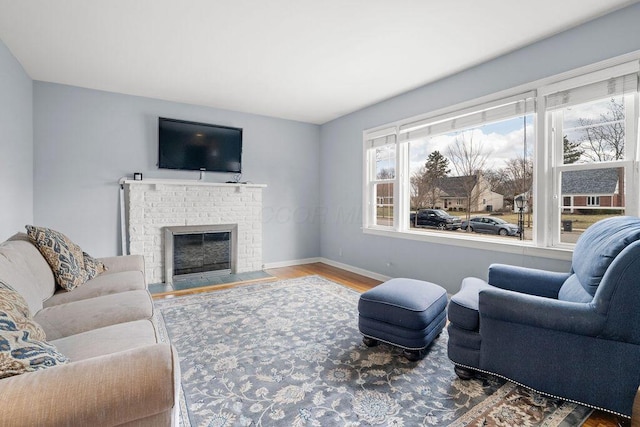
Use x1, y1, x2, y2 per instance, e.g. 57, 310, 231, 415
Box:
158, 117, 242, 173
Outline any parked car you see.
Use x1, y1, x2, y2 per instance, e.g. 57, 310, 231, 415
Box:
410, 209, 462, 230
461, 216, 520, 236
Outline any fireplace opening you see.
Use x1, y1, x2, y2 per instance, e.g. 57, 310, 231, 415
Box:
164, 224, 237, 285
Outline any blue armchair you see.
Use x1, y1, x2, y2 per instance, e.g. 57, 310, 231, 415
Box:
447, 216, 640, 417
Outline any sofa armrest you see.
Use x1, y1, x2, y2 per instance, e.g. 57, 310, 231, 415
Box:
487, 263, 571, 298
0, 343, 179, 427
99, 254, 145, 276
479, 287, 604, 336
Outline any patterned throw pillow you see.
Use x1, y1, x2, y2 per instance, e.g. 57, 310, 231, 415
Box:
0, 282, 46, 341
25, 225, 106, 291
0, 283, 68, 379
83, 251, 107, 279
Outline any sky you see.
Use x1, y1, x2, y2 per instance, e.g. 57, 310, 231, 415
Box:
409, 115, 534, 175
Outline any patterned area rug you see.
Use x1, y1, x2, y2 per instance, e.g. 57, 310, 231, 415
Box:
153, 276, 592, 426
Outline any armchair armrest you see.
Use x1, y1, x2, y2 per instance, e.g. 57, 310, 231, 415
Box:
0, 344, 179, 427
479, 287, 605, 336
488, 263, 571, 298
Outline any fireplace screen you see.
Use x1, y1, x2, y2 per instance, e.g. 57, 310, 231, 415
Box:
173, 232, 230, 276
164, 224, 237, 284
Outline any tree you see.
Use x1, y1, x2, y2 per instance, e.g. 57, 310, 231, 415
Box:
484, 157, 533, 210
503, 157, 533, 196
578, 98, 624, 162
410, 166, 429, 209
423, 151, 450, 208
376, 168, 394, 180
563, 135, 583, 164
445, 132, 491, 226
410, 151, 450, 210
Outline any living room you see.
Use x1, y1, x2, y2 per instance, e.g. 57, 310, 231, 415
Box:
2, 1, 640, 426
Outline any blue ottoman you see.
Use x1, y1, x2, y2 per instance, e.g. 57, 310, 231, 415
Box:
358, 278, 447, 360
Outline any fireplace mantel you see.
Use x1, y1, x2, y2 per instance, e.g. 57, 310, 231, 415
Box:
120, 178, 266, 189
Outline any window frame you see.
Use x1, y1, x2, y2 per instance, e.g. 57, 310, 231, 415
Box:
587, 196, 601, 206
362, 55, 640, 260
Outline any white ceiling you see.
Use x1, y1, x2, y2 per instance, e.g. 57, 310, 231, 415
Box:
0, 1, 637, 124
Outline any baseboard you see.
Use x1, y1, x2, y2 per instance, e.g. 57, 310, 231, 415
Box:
262, 257, 323, 269
263, 257, 391, 282
318, 258, 392, 282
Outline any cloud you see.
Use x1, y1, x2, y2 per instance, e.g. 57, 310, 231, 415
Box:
409, 122, 533, 175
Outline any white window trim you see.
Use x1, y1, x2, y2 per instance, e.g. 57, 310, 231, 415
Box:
363, 51, 640, 258
587, 196, 601, 206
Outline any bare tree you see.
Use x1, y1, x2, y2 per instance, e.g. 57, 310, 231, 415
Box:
578, 98, 625, 162
410, 166, 429, 209
376, 168, 394, 180
445, 132, 492, 226
503, 157, 533, 197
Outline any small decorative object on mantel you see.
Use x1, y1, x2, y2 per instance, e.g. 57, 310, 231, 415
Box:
133, 172, 143, 181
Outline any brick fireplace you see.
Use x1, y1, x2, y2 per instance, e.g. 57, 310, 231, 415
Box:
123, 179, 265, 284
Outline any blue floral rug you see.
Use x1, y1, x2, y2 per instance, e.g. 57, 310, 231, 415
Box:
153, 275, 592, 426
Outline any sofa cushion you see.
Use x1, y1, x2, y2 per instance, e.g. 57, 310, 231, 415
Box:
0, 285, 68, 379
25, 225, 106, 291
43, 271, 146, 308
0, 283, 46, 341
558, 274, 593, 303
34, 290, 154, 340
50, 319, 158, 362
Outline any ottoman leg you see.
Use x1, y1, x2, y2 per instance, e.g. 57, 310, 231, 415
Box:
403, 349, 423, 362
362, 336, 379, 347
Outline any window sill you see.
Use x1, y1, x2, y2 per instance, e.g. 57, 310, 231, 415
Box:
362, 226, 573, 261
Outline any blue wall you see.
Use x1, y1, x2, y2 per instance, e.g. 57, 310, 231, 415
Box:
319, 3, 640, 292
0, 39, 33, 241
33, 83, 321, 261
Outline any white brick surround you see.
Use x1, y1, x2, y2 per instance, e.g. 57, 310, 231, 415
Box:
123, 179, 265, 284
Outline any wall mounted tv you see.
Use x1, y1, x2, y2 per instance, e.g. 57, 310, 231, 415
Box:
158, 117, 242, 173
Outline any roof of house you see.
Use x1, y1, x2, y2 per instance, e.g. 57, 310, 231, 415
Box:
562, 168, 620, 195
438, 175, 478, 198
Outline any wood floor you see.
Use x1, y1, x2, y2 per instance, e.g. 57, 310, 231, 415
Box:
155, 261, 623, 427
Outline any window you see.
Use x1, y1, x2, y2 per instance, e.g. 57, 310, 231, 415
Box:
365, 92, 535, 241
545, 62, 638, 245
587, 196, 601, 206
363, 59, 640, 253
364, 131, 397, 228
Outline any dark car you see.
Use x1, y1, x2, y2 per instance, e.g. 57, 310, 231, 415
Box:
410, 209, 462, 230
461, 216, 520, 236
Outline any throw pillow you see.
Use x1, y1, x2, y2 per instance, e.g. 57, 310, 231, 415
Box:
25, 225, 106, 291
0, 329, 69, 379
0, 283, 68, 379
83, 251, 107, 279
0, 282, 46, 341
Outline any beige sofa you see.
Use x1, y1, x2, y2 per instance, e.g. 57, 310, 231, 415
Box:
0, 233, 180, 426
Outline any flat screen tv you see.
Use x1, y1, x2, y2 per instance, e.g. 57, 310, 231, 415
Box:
158, 117, 242, 173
